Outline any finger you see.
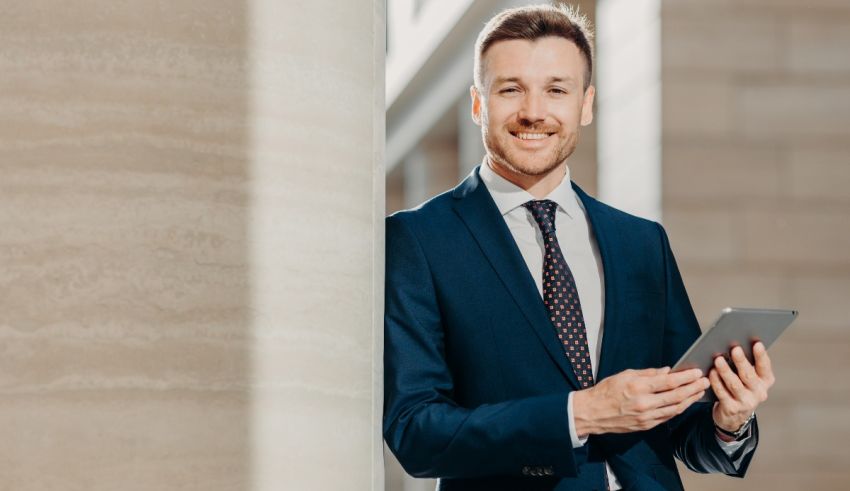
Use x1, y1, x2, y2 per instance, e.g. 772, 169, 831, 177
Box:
753, 342, 775, 386
714, 354, 747, 399
637, 367, 665, 376
636, 366, 671, 379
646, 389, 705, 423
709, 368, 734, 404
648, 368, 702, 393
651, 377, 709, 408
730, 346, 760, 391
674, 389, 706, 414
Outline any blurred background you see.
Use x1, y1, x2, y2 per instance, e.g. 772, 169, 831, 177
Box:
385, 0, 850, 490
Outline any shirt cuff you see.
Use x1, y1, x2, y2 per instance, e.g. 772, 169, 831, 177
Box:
715, 418, 755, 472
567, 391, 589, 448
715, 432, 749, 455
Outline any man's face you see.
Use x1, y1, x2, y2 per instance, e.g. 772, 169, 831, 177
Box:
472, 37, 595, 177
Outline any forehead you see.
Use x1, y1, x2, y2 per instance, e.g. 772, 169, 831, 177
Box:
482, 37, 584, 85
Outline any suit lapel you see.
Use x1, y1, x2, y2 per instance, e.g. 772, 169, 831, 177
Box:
571, 183, 623, 381
452, 168, 580, 389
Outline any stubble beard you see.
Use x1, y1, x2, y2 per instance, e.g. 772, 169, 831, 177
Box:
483, 125, 578, 178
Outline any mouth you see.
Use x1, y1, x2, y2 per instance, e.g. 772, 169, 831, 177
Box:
510, 131, 555, 140
509, 131, 555, 141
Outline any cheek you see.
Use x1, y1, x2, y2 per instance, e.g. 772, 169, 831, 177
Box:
554, 109, 582, 128
485, 100, 518, 124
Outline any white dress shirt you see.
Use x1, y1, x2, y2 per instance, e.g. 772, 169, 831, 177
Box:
479, 161, 749, 489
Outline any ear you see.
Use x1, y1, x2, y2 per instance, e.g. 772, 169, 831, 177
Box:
580, 85, 595, 126
470, 85, 482, 126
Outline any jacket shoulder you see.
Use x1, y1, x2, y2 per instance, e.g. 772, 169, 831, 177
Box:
386, 189, 456, 227
581, 192, 661, 232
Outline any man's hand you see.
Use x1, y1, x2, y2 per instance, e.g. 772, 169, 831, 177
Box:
572, 367, 709, 438
710, 341, 775, 439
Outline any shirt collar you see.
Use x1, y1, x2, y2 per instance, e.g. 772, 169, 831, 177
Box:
479, 159, 582, 220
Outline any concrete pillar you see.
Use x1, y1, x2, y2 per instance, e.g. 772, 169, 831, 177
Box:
596, 0, 662, 221
249, 1, 384, 490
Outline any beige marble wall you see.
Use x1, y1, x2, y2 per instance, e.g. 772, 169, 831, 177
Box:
0, 1, 383, 490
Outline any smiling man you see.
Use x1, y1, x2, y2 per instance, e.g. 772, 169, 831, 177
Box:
384, 4, 772, 490
474, 36, 592, 197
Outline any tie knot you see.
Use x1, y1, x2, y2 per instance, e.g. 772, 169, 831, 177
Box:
523, 199, 558, 235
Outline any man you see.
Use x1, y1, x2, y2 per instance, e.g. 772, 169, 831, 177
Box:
384, 5, 774, 490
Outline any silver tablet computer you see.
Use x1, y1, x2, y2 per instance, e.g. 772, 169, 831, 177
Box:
672, 307, 798, 402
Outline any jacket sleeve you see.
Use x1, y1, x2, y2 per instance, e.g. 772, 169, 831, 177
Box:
657, 222, 759, 477
383, 214, 578, 479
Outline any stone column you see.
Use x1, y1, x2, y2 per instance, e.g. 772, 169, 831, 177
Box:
249, 0, 385, 489
0, 1, 385, 490
596, 0, 661, 220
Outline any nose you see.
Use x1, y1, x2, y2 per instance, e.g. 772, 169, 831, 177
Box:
518, 91, 545, 124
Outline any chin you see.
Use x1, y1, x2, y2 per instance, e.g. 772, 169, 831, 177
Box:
484, 132, 573, 178
502, 154, 563, 177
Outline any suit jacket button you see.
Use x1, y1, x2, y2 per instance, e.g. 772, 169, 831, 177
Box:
533, 468, 542, 476
522, 466, 531, 476
544, 467, 553, 476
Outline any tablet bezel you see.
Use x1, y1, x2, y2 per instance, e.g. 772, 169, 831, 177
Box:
672, 307, 798, 402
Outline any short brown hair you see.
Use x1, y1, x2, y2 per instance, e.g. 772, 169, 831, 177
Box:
474, 4, 594, 91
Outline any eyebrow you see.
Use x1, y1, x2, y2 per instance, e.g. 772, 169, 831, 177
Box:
548, 76, 578, 86
492, 76, 578, 87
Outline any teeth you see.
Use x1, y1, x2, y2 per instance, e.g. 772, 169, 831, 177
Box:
515, 132, 550, 140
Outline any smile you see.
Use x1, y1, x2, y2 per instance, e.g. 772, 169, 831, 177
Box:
510, 132, 554, 141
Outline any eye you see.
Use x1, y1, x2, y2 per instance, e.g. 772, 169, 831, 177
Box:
549, 87, 568, 95
499, 87, 520, 94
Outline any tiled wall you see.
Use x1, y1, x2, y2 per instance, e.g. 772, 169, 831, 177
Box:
660, 0, 850, 488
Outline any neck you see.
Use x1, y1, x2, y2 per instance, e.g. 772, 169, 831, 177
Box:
486, 158, 568, 199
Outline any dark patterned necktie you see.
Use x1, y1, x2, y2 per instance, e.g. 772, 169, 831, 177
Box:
523, 199, 595, 388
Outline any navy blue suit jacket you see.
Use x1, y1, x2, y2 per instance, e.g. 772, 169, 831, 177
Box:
384, 167, 758, 491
